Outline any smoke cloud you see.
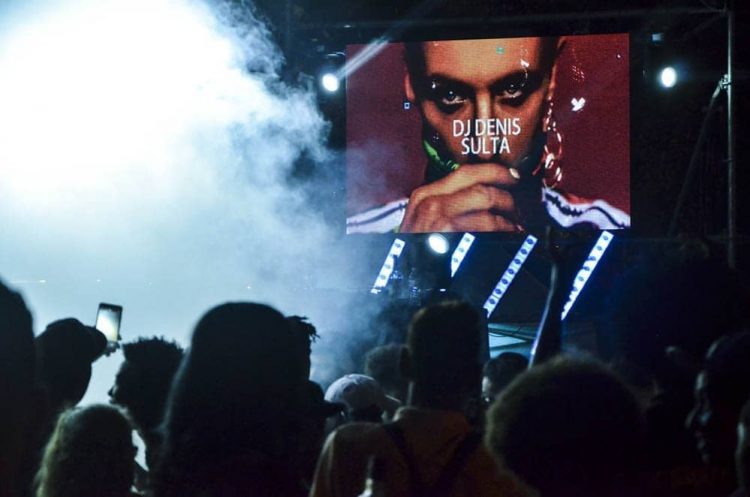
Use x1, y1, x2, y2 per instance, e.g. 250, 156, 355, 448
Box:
0, 0, 381, 406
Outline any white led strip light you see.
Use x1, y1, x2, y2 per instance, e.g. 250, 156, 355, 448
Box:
450, 233, 476, 277
561, 231, 614, 320
370, 238, 406, 294
483, 235, 538, 318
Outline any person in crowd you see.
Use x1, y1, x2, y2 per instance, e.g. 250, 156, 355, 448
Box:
151, 303, 308, 497
311, 300, 531, 497
686, 332, 750, 495
735, 399, 750, 497
35, 318, 107, 416
286, 315, 345, 490
0, 279, 36, 497
482, 352, 528, 404
365, 344, 408, 404
324, 374, 401, 431
485, 357, 644, 497
21, 318, 107, 497
108, 337, 184, 470
34, 404, 136, 497
109, 337, 183, 474
606, 256, 748, 472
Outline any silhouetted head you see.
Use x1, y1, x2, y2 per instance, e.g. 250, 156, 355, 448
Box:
0, 279, 35, 488
365, 344, 408, 403
109, 337, 184, 433
486, 357, 644, 497
286, 315, 319, 381
687, 332, 750, 466
154, 302, 305, 497
35, 318, 106, 413
35, 404, 135, 497
403, 300, 482, 410
482, 352, 528, 403
184, 303, 302, 399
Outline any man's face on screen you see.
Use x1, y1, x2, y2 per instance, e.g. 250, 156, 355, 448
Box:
409, 38, 553, 169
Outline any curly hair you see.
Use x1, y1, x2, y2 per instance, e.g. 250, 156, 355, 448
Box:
118, 337, 184, 430
35, 404, 135, 497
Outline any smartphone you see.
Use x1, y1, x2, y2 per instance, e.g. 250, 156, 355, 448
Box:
95, 303, 123, 343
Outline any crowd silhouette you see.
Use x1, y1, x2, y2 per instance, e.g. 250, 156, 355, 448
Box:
1, 245, 749, 497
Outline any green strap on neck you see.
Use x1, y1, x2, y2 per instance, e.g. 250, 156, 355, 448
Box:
423, 140, 460, 183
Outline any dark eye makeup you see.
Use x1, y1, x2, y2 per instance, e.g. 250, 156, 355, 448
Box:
425, 79, 472, 114
422, 69, 544, 113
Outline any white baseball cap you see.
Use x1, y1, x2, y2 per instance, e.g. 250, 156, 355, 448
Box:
324, 374, 401, 414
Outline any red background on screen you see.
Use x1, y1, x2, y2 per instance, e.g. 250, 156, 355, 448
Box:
346, 34, 630, 219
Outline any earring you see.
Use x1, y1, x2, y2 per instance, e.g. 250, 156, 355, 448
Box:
533, 100, 564, 189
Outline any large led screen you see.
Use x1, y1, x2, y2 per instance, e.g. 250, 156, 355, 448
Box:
346, 34, 630, 234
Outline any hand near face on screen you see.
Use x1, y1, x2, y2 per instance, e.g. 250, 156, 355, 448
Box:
401, 37, 560, 233
399, 163, 520, 232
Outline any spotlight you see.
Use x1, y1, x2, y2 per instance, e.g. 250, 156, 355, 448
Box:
320, 72, 340, 93
659, 66, 677, 88
427, 233, 449, 255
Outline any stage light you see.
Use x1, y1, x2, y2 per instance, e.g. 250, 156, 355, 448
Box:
371, 238, 406, 294
483, 235, 538, 318
561, 231, 613, 320
427, 233, 449, 255
450, 233, 475, 277
321, 73, 340, 93
659, 66, 677, 88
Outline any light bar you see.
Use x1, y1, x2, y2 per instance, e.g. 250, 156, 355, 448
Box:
483, 235, 538, 318
561, 231, 614, 320
450, 233, 475, 277
370, 238, 406, 294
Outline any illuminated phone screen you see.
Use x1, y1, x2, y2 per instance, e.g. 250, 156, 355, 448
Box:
96, 303, 122, 343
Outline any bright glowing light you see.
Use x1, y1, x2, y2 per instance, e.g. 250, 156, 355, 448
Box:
371, 239, 406, 294
561, 231, 614, 320
0, 0, 329, 214
660, 67, 677, 88
427, 233, 449, 255
321, 73, 340, 92
483, 235, 538, 318
450, 233, 475, 277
